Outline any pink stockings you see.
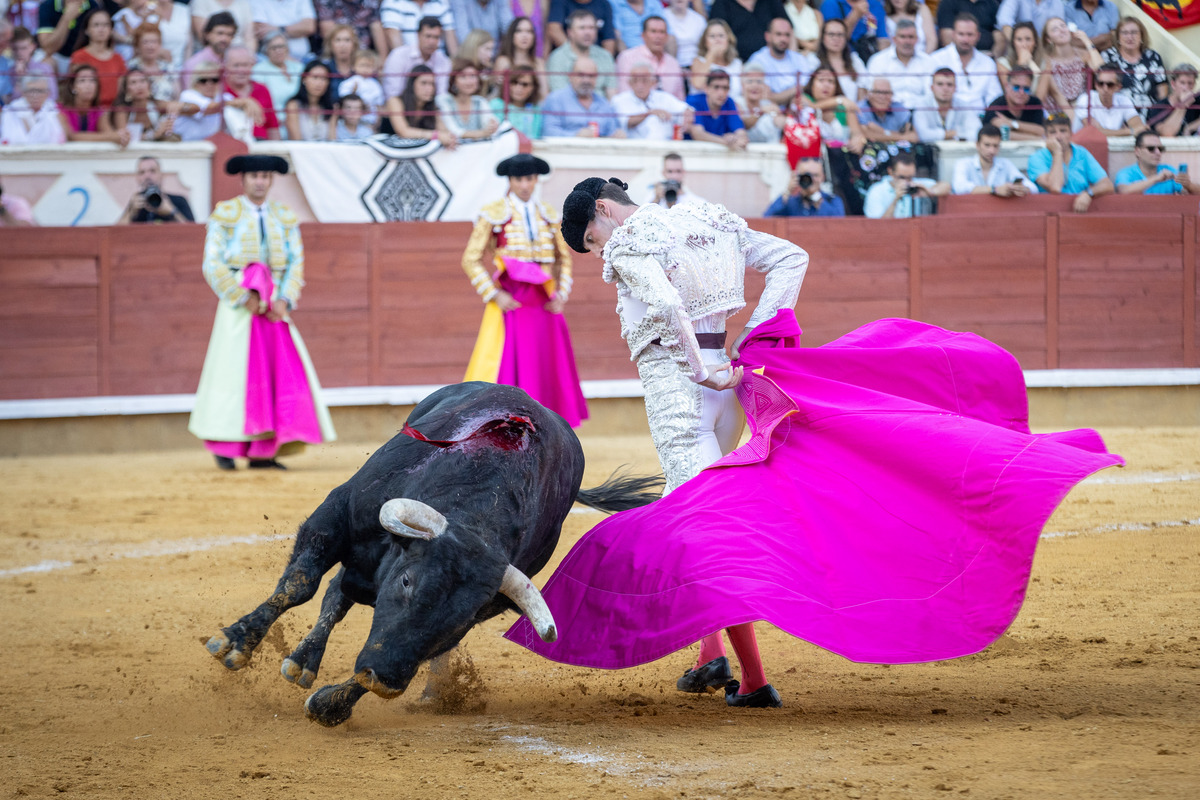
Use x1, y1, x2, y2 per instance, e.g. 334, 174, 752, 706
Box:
697, 623, 768, 695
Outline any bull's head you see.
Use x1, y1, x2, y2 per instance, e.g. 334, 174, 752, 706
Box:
352, 498, 557, 699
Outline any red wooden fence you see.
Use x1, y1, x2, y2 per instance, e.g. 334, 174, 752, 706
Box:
1, 212, 1196, 401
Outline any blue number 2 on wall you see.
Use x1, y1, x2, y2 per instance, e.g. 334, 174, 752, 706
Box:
68, 186, 90, 226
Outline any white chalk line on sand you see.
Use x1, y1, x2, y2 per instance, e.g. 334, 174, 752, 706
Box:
2, 471, 1196, 579
491, 728, 695, 787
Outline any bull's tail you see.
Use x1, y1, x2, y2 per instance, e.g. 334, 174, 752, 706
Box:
576, 468, 665, 514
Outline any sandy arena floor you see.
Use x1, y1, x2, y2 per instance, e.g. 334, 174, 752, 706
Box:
1, 425, 1197, 799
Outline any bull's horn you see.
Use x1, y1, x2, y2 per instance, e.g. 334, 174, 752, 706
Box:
379, 499, 448, 540
499, 565, 557, 643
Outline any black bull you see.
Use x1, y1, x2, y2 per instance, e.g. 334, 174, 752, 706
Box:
204, 382, 662, 726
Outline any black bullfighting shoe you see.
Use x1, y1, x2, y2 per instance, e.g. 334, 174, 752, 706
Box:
214, 455, 236, 471
248, 458, 287, 470
724, 680, 783, 708
676, 656, 733, 693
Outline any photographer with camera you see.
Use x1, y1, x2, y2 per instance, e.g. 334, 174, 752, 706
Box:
864, 152, 950, 219
765, 159, 846, 218
645, 152, 704, 209
117, 156, 195, 224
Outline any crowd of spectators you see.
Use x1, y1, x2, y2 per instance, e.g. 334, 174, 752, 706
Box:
1, 0, 1198, 216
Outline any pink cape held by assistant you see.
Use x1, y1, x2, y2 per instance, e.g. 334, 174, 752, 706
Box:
505, 311, 1124, 667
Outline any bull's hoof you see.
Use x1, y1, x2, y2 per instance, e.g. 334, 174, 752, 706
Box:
304, 682, 368, 728
282, 658, 316, 689
205, 633, 249, 670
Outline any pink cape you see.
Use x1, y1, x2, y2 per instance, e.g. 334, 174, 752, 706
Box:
496, 258, 588, 428
504, 312, 1124, 667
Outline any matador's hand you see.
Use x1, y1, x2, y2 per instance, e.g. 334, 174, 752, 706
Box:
494, 290, 521, 311
700, 365, 743, 391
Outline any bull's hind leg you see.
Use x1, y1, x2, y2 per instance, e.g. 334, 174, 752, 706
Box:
205, 547, 329, 670
282, 568, 355, 689
305, 678, 369, 727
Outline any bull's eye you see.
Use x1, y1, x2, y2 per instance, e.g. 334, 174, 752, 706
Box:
400, 573, 412, 590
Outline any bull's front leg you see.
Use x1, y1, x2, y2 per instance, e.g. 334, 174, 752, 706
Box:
305, 678, 369, 727
282, 568, 355, 688
206, 548, 329, 670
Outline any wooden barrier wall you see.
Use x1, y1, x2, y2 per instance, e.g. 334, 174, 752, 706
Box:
1, 213, 1197, 401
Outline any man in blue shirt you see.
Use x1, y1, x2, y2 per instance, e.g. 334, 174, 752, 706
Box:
864, 152, 951, 218
542, 55, 625, 137
548, 0, 617, 54
1114, 131, 1196, 196
1026, 113, 1113, 212
765, 159, 846, 217
746, 16, 819, 107
821, 0, 889, 51
1063, 0, 1117, 50
686, 68, 747, 149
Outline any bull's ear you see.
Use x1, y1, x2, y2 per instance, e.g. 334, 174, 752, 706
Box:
380, 499, 448, 541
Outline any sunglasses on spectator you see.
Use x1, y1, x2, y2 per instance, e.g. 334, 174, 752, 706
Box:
1096, 80, 1121, 88
1008, 83, 1032, 93
511, 80, 534, 87
196, 76, 220, 84
1141, 145, 1165, 152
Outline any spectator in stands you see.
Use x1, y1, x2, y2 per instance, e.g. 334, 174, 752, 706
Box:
996, 0, 1063, 43
1037, 16, 1101, 109
1062, 0, 1115, 51
711, 0, 788, 63
1027, 111, 1113, 211
863, 151, 950, 217
1100, 17, 1166, 120
68, 8, 124, 109
182, 12, 238, 90
691, 19, 744, 97
686, 67, 748, 149
253, 0, 317, 63
612, 60, 691, 139
914, 67, 980, 142
0, 28, 13, 104
321, 23, 359, 97
736, 63, 786, 142
112, 0, 156, 61
6, 26, 58, 103
494, 16, 550, 99
381, 0, 457, 53
805, 63, 866, 151
816, 17, 866, 102
1149, 64, 1200, 138
936, 0, 1000, 53
116, 155, 196, 223
615, 15, 685, 99
858, 77, 916, 143
643, 151, 704, 206
112, 67, 177, 141
60, 63, 130, 143
996, 20, 1044, 87
127, 24, 178, 103
0, 74, 65, 143
511, 0, 547, 55
285, 60, 335, 140
542, 54, 623, 136
315, 0, 386, 54
191, 0, 256, 53
611, 0, 659, 51
784, 0, 823, 53
459, 28, 498, 95
951, 123, 1037, 194
138, 1, 190, 70
930, 13, 1002, 115
547, 10, 617, 95
765, 157, 846, 216
820, 0, 888, 59
1073, 62, 1145, 136
981, 64, 1045, 139
37, 0, 120, 73
0, 178, 36, 226
382, 15, 452, 98
384, 62, 456, 141
253, 32, 304, 119
173, 60, 226, 140
1115, 131, 1196, 195
747, 16, 818, 108
664, 0, 708, 67
436, 56, 500, 140
224, 46, 282, 140
547, 0, 616, 55
865, 19, 931, 110
490, 63, 543, 137
331, 93, 376, 138
451, 0, 513, 44
885, 0, 935, 53
338, 48, 386, 124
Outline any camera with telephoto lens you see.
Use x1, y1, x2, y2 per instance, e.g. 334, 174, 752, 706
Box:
905, 184, 921, 195
142, 184, 164, 209
797, 173, 814, 190
661, 179, 682, 204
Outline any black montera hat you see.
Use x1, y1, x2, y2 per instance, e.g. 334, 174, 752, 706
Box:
561, 176, 626, 254
225, 155, 290, 175
496, 153, 550, 177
